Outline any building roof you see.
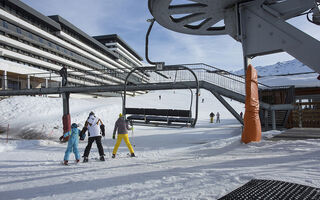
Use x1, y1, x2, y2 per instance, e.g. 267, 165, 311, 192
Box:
93, 34, 143, 61
3, 0, 61, 31
49, 15, 118, 60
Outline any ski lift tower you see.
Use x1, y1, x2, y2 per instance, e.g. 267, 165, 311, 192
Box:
148, 0, 320, 74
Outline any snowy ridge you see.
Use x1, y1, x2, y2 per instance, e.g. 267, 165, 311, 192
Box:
231, 59, 320, 87
232, 59, 314, 76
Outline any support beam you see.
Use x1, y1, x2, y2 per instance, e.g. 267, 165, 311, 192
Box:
27, 75, 30, 89
45, 78, 48, 88
264, 109, 269, 131
210, 90, 244, 125
2, 70, 7, 90
239, 0, 320, 73
272, 109, 276, 130
62, 92, 70, 116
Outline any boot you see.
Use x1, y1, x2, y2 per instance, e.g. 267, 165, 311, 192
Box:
100, 156, 105, 161
130, 153, 136, 157
83, 157, 88, 163
63, 160, 68, 165
76, 159, 80, 163
112, 154, 116, 158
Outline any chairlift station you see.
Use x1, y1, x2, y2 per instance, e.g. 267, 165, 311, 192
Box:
0, 0, 320, 130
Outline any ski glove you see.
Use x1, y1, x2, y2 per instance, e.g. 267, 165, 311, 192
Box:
100, 124, 105, 137
59, 135, 64, 142
80, 127, 87, 140
112, 134, 115, 140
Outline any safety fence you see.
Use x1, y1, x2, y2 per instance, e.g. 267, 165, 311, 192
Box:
148, 63, 271, 96
1, 63, 274, 97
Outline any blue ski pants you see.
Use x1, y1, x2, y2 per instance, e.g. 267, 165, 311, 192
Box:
64, 138, 80, 161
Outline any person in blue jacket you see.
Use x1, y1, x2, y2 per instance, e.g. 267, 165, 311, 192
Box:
63, 123, 80, 165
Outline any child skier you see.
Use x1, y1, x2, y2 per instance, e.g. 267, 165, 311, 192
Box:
112, 113, 135, 158
63, 123, 80, 165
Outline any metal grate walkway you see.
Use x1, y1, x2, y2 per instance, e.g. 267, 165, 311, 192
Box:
218, 179, 320, 200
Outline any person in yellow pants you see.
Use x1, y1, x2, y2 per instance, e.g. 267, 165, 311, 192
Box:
112, 113, 135, 158
209, 112, 215, 123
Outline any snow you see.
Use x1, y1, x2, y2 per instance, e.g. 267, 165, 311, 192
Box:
232, 59, 313, 76
232, 59, 320, 87
0, 89, 320, 199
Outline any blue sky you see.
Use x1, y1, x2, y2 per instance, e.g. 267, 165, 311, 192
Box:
21, 0, 320, 71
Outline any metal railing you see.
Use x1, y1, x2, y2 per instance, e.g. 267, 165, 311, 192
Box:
147, 63, 246, 95
1, 63, 274, 97
0, 68, 148, 91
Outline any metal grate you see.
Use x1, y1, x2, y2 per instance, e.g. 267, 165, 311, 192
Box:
218, 179, 320, 200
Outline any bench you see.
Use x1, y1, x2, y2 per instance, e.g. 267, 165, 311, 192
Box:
125, 108, 194, 126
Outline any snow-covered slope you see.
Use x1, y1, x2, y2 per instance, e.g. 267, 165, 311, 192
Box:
0, 90, 319, 199
0, 90, 244, 140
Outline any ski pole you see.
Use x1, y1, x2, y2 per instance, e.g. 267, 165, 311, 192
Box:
131, 126, 135, 147
7, 124, 9, 143
105, 136, 111, 157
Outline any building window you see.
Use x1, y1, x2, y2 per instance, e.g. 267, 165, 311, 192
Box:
16, 27, 22, 34
2, 21, 8, 28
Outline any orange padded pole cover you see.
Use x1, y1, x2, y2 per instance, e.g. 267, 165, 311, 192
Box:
241, 65, 261, 144
62, 114, 71, 142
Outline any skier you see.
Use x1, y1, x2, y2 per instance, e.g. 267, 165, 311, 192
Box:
63, 123, 80, 165
112, 113, 135, 158
59, 66, 68, 86
216, 112, 220, 123
82, 112, 105, 162
209, 112, 215, 123
240, 111, 243, 119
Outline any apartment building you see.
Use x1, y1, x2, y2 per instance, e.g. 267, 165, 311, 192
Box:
0, 0, 147, 96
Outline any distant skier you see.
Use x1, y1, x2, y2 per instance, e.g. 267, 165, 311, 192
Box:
59, 66, 68, 86
209, 112, 215, 123
159, 95, 161, 100
112, 113, 135, 158
216, 112, 220, 123
63, 123, 80, 165
240, 111, 243, 119
202, 98, 204, 103
82, 112, 105, 162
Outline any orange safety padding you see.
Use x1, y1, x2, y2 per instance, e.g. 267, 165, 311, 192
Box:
241, 64, 261, 144
62, 114, 71, 142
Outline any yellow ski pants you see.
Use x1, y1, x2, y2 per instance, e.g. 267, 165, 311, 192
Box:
112, 134, 134, 154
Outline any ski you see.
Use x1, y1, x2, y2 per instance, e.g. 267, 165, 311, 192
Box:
127, 153, 137, 158
60, 160, 80, 165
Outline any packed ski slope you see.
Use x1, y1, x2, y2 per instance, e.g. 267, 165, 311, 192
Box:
0, 90, 320, 200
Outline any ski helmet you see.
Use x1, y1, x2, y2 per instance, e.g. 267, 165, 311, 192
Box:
89, 111, 95, 117
71, 123, 78, 128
